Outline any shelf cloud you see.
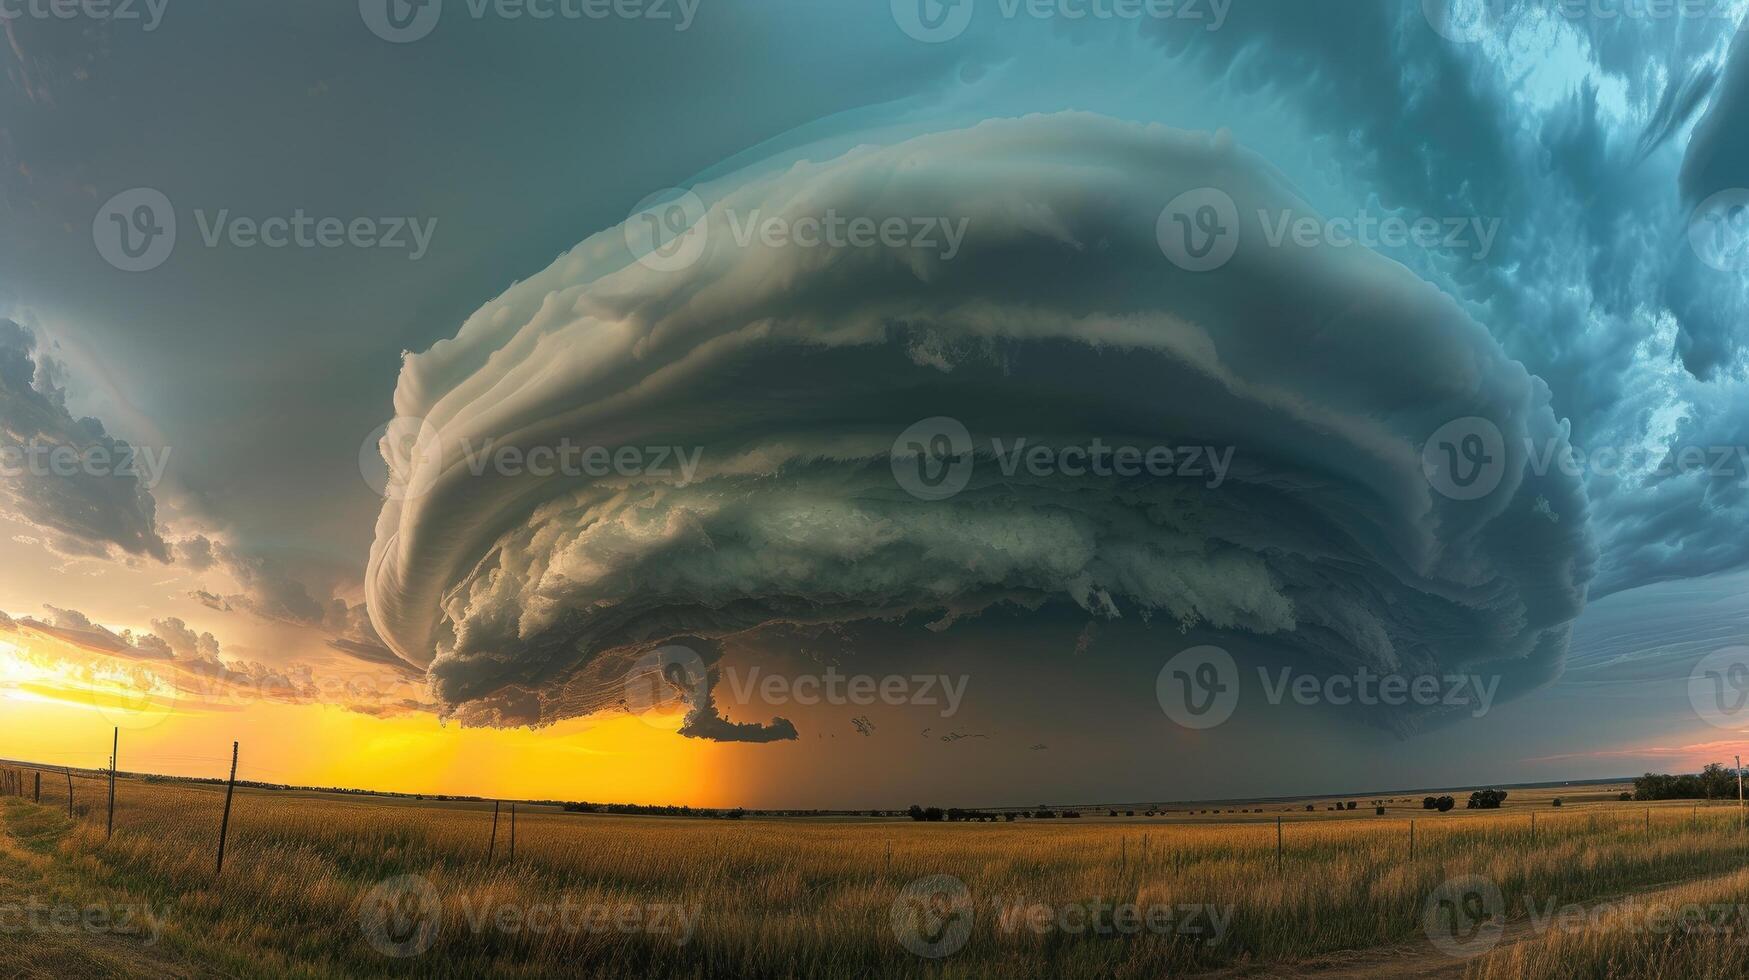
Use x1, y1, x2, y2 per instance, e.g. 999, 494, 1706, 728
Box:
365, 113, 1595, 739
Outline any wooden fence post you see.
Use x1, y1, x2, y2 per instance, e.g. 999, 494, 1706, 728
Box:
488, 801, 500, 862
215, 742, 238, 876
106, 727, 117, 840
509, 803, 517, 862
65, 768, 73, 819
1275, 817, 1282, 871
33, 770, 39, 803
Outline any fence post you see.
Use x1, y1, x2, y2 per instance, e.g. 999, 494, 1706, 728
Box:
488, 801, 500, 862
106, 727, 117, 840
33, 771, 39, 803
1409, 819, 1415, 861
215, 742, 238, 876
65, 769, 73, 819
509, 804, 517, 862
1275, 817, 1282, 871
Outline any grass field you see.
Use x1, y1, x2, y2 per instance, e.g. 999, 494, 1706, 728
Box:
2, 768, 1748, 977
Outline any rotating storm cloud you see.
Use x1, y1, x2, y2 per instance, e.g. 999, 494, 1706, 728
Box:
362, 112, 1594, 741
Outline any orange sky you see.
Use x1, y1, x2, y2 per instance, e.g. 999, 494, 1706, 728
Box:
0, 632, 735, 806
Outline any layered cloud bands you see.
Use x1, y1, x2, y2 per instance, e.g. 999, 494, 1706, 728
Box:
366, 113, 1595, 738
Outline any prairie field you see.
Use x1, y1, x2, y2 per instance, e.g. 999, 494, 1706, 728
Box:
2, 769, 1748, 978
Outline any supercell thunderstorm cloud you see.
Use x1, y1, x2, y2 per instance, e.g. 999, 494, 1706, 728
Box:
14, 0, 1749, 814
366, 113, 1595, 739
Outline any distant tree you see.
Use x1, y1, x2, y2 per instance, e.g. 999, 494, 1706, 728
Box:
1306, 804, 1315, 811
1109, 809, 1119, 817
1375, 807, 1385, 815
1467, 789, 1508, 809
1436, 796, 1456, 812
1701, 763, 1737, 800
1422, 797, 1438, 810
1551, 798, 1562, 807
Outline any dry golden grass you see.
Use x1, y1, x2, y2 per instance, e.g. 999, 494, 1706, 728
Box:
2, 771, 1747, 977
1467, 865, 1749, 979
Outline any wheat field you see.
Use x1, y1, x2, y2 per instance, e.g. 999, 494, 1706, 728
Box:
2, 769, 1748, 977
